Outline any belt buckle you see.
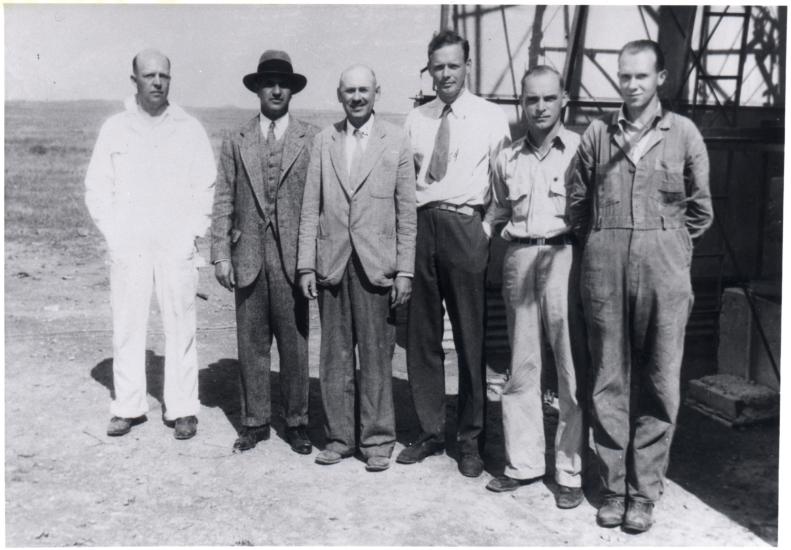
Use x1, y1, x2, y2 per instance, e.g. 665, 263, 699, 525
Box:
536, 237, 546, 246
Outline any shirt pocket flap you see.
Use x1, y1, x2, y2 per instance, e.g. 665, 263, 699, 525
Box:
549, 175, 566, 197
654, 159, 685, 193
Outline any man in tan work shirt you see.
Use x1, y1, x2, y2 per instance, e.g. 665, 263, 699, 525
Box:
484, 66, 586, 508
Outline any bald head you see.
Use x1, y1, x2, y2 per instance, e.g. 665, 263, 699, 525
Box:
338, 64, 377, 89
132, 49, 170, 75
131, 49, 171, 117
337, 64, 379, 128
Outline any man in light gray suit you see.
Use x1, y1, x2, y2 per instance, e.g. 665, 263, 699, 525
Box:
211, 50, 318, 454
297, 65, 416, 472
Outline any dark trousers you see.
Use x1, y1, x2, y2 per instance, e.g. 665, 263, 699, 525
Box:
234, 224, 309, 428
318, 252, 396, 458
406, 208, 488, 452
582, 228, 693, 503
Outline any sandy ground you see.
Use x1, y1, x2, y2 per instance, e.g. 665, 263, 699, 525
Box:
4, 236, 778, 547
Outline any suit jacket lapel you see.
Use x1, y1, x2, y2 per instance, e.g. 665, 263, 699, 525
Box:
351, 119, 387, 194
239, 116, 267, 207
279, 118, 307, 187
329, 120, 352, 197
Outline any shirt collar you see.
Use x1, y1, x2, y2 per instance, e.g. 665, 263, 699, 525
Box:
523, 124, 569, 156
124, 95, 186, 122
617, 100, 663, 131
433, 87, 471, 118
260, 111, 290, 133
346, 114, 375, 136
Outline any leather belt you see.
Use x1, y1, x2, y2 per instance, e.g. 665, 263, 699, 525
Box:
420, 202, 484, 217
509, 234, 576, 246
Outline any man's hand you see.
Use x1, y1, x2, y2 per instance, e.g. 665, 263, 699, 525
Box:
390, 275, 413, 307
214, 260, 236, 291
299, 272, 318, 300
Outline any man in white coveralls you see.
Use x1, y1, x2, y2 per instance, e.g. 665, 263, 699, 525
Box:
85, 49, 216, 440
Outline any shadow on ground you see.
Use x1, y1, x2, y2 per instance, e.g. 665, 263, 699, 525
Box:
90, 347, 777, 545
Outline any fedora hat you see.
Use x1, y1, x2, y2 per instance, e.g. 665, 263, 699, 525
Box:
243, 50, 307, 94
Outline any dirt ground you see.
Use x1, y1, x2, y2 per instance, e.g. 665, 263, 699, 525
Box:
4, 101, 779, 546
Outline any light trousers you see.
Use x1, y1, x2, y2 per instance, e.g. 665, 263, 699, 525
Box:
108, 240, 200, 420
501, 242, 585, 487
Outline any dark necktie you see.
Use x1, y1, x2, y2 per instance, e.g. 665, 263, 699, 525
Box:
427, 103, 452, 183
266, 120, 276, 148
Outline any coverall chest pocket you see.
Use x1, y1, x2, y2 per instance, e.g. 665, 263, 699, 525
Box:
595, 163, 620, 207
110, 149, 131, 187
654, 159, 686, 204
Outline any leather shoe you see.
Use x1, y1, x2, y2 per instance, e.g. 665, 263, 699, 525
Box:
485, 475, 538, 492
106, 415, 146, 437
315, 449, 353, 465
623, 500, 654, 533
365, 456, 390, 472
174, 416, 198, 440
458, 451, 484, 477
396, 435, 444, 464
555, 485, 584, 509
233, 425, 270, 452
285, 426, 312, 455
596, 496, 626, 528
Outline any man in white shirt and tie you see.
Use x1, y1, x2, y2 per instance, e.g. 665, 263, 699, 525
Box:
397, 30, 511, 478
297, 65, 416, 472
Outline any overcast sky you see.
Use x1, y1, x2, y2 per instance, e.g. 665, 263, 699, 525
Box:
4, 4, 439, 114
6, 4, 773, 114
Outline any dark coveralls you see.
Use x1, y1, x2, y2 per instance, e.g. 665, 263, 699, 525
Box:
567, 109, 713, 504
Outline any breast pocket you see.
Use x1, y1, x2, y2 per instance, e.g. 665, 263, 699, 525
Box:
368, 156, 397, 198
548, 175, 567, 216
654, 159, 686, 204
110, 149, 131, 183
594, 163, 620, 207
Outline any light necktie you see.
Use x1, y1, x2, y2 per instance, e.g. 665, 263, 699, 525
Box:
427, 103, 452, 183
266, 120, 276, 147
349, 128, 364, 182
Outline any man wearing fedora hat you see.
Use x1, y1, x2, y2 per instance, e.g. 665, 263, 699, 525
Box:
211, 50, 319, 454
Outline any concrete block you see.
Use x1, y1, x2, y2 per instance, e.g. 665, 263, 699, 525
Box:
717, 288, 752, 378
716, 286, 781, 391
687, 374, 779, 426
749, 292, 781, 392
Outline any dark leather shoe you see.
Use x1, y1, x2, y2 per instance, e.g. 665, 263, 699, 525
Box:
285, 426, 312, 455
458, 451, 484, 477
396, 435, 444, 464
107, 415, 146, 437
174, 416, 198, 440
555, 485, 584, 509
623, 500, 654, 533
596, 496, 626, 528
233, 425, 270, 452
485, 475, 538, 492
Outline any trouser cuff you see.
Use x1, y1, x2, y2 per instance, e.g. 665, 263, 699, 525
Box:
241, 416, 269, 427
505, 465, 545, 480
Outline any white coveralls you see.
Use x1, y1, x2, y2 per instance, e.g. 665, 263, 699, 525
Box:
85, 96, 216, 420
